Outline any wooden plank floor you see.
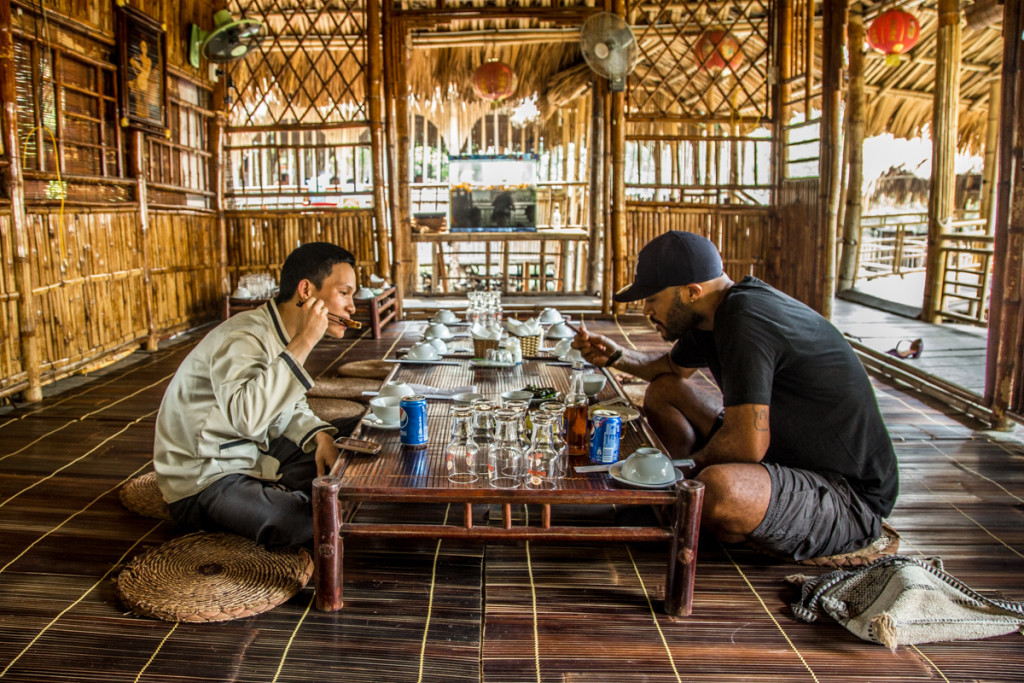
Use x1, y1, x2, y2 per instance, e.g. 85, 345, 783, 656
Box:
0, 315, 1021, 682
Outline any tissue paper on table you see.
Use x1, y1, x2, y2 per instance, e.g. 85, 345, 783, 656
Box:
470, 322, 502, 340
362, 383, 477, 400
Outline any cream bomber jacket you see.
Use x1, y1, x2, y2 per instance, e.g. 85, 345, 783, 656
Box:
153, 300, 336, 503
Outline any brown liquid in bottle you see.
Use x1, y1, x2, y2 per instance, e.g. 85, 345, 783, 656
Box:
564, 403, 588, 455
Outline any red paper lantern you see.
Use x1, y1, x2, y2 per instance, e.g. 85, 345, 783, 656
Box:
471, 60, 517, 101
866, 8, 921, 65
696, 29, 743, 72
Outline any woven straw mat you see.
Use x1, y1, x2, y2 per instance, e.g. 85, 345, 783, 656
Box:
119, 471, 172, 521
307, 397, 365, 422
117, 532, 313, 623
308, 376, 381, 401
336, 359, 392, 380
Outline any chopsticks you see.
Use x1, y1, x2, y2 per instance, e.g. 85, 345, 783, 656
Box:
296, 300, 363, 329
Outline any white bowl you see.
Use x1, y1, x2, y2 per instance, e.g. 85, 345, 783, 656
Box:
559, 349, 584, 364
538, 307, 563, 324
431, 309, 458, 324
378, 380, 415, 399
406, 341, 440, 361
354, 287, 375, 300
427, 337, 448, 354
620, 449, 676, 486
423, 323, 453, 340
552, 338, 573, 357
452, 392, 483, 406
546, 322, 575, 339
369, 396, 401, 425
582, 372, 607, 397
501, 390, 535, 402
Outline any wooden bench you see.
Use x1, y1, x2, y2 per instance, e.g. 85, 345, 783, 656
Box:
353, 286, 399, 339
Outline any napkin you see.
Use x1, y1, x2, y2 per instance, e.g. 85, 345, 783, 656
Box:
470, 322, 502, 340
507, 317, 542, 337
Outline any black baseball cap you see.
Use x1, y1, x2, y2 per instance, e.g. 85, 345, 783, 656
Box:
613, 231, 724, 302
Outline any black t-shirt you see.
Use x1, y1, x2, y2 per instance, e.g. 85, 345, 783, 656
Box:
670, 277, 898, 516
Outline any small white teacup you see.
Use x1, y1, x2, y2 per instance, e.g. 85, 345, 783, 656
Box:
431, 309, 458, 324
582, 372, 607, 397
369, 396, 402, 425
407, 341, 440, 361
559, 348, 584, 364
427, 337, 448, 354
423, 323, 453, 340
546, 322, 575, 339
538, 307, 563, 324
552, 338, 573, 357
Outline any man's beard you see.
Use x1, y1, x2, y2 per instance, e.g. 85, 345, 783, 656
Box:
652, 294, 702, 341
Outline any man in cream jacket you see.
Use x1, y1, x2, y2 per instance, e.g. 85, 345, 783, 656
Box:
154, 242, 358, 547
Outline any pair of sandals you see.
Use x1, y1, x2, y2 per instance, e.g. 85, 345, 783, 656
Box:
887, 338, 923, 360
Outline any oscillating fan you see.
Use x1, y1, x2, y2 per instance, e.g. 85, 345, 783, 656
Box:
189, 10, 265, 68
580, 12, 638, 92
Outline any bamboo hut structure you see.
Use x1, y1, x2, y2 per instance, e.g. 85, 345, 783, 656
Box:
0, 0, 1021, 419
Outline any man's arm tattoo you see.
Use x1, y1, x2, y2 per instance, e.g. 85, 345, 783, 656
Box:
753, 406, 769, 431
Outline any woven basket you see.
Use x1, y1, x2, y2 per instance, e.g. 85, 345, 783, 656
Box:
117, 532, 312, 623
516, 334, 540, 356
472, 338, 499, 358
119, 471, 172, 521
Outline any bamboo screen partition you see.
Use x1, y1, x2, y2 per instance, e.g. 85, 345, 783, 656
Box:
223, 210, 378, 292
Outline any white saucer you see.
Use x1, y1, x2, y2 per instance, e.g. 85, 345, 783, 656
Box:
589, 402, 641, 422
608, 462, 683, 489
386, 358, 460, 366
361, 415, 400, 430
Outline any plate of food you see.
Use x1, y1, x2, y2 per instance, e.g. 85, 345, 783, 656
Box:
520, 385, 561, 405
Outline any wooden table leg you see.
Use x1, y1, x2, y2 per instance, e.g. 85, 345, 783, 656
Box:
665, 479, 704, 616
313, 475, 344, 611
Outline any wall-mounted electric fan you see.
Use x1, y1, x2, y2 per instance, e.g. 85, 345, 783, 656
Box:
580, 12, 638, 92
189, 10, 264, 68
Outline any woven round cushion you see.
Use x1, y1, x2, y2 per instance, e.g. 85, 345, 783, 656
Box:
117, 532, 313, 623
307, 397, 365, 423
119, 471, 172, 521
308, 376, 381, 401
336, 359, 392, 380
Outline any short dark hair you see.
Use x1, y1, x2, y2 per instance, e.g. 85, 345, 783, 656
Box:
276, 242, 356, 303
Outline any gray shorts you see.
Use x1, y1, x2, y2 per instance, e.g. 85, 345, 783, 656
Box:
748, 462, 882, 562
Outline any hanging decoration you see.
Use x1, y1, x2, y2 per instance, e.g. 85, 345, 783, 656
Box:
866, 8, 921, 66
471, 60, 518, 102
695, 29, 743, 72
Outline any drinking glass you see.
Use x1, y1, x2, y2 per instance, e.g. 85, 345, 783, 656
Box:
445, 405, 479, 484
525, 411, 561, 490
488, 408, 522, 489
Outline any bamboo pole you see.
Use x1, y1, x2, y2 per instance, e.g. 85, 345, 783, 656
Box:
922, 0, 962, 324
209, 39, 228, 320
366, 0, 391, 282
587, 82, 605, 296
392, 22, 414, 300
838, 4, 866, 292
981, 78, 1001, 236
130, 129, 157, 351
382, 0, 400, 286
985, 0, 1022, 426
610, 89, 626, 313
1, 0, 41, 401
602, 82, 613, 315
818, 0, 846, 315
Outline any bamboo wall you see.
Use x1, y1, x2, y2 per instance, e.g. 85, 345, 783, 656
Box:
623, 203, 772, 305
223, 210, 378, 290
774, 178, 825, 309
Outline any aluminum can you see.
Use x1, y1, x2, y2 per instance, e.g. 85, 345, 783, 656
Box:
400, 395, 429, 445
589, 409, 621, 464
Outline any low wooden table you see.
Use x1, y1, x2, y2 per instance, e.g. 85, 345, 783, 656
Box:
312, 357, 704, 616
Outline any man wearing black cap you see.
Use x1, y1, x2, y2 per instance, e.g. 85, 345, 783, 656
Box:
574, 231, 898, 563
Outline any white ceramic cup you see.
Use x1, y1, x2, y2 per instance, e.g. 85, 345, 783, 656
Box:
354, 286, 375, 299
432, 309, 458, 324
369, 396, 402, 424
378, 380, 414, 399
428, 337, 448, 354
407, 342, 440, 360
559, 348, 584, 364
552, 338, 573, 357
546, 322, 574, 339
424, 323, 452, 340
582, 372, 607, 397
621, 449, 675, 485
538, 307, 563, 324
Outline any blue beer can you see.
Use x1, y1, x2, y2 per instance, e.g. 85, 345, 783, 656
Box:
400, 395, 429, 445
589, 409, 621, 464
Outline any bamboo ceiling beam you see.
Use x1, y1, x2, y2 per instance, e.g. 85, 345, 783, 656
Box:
864, 52, 994, 73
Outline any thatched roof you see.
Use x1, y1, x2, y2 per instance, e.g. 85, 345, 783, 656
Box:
228, 0, 1004, 152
